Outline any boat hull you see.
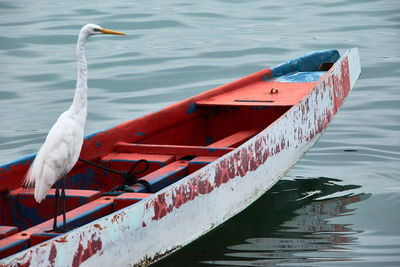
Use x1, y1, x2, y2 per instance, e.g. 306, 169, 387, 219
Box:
0, 48, 360, 266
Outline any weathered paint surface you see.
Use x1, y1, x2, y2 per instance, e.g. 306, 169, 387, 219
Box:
0, 48, 360, 267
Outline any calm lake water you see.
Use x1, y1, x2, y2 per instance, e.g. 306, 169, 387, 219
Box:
1, 0, 399, 266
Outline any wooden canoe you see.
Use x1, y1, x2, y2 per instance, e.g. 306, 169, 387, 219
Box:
0, 48, 360, 266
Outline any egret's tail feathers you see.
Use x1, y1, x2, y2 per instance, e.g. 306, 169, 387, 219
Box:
34, 181, 51, 203
23, 157, 51, 203
23, 167, 36, 188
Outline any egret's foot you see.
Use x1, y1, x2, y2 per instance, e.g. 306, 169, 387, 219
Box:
44, 223, 71, 233
53, 224, 71, 233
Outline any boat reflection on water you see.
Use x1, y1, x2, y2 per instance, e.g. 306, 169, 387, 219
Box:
155, 176, 371, 266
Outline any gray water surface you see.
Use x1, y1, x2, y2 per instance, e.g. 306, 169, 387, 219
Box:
1, 0, 399, 266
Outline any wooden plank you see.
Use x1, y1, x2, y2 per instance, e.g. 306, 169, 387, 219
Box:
114, 143, 234, 157
29, 197, 114, 247
195, 80, 313, 107
211, 129, 259, 147
8, 188, 101, 230
129, 161, 188, 193
0, 197, 114, 260
101, 152, 175, 180
188, 129, 259, 173
102, 153, 174, 164
0, 226, 18, 240
0, 235, 29, 260
114, 193, 152, 211
188, 156, 218, 173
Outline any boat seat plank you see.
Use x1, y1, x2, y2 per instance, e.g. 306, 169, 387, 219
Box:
0, 193, 106, 259
0, 235, 29, 260
8, 188, 101, 230
188, 156, 218, 173
29, 196, 114, 247
195, 80, 314, 107
114, 193, 152, 211
129, 161, 188, 193
102, 152, 175, 177
114, 143, 234, 157
188, 129, 259, 173
0, 226, 18, 240
211, 129, 259, 148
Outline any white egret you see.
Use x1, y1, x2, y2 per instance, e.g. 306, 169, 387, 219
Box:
24, 24, 125, 232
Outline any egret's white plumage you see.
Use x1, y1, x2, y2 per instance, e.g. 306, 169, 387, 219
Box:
24, 24, 125, 203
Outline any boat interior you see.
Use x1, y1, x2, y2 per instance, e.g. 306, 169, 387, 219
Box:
0, 50, 340, 259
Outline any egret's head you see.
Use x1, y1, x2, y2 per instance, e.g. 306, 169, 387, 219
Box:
81, 24, 126, 36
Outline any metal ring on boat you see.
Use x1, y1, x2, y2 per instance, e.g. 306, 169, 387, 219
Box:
270, 88, 278, 94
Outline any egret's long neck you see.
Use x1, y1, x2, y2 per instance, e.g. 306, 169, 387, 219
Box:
71, 32, 89, 117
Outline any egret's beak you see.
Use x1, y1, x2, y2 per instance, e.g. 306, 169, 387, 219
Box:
100, 28, 126, 35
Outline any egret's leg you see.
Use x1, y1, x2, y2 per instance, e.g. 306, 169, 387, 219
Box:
53, 182, 60, 230
45, 181, 60, 233
60, 176, 69, 232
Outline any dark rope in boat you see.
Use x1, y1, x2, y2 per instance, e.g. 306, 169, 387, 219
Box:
78, 158, 152, 194
78, 158, 121, 175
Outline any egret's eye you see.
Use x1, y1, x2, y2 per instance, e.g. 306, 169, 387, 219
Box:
94, 28, 101, 32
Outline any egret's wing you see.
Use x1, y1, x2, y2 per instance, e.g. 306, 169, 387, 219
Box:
24, 111, 75, 203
